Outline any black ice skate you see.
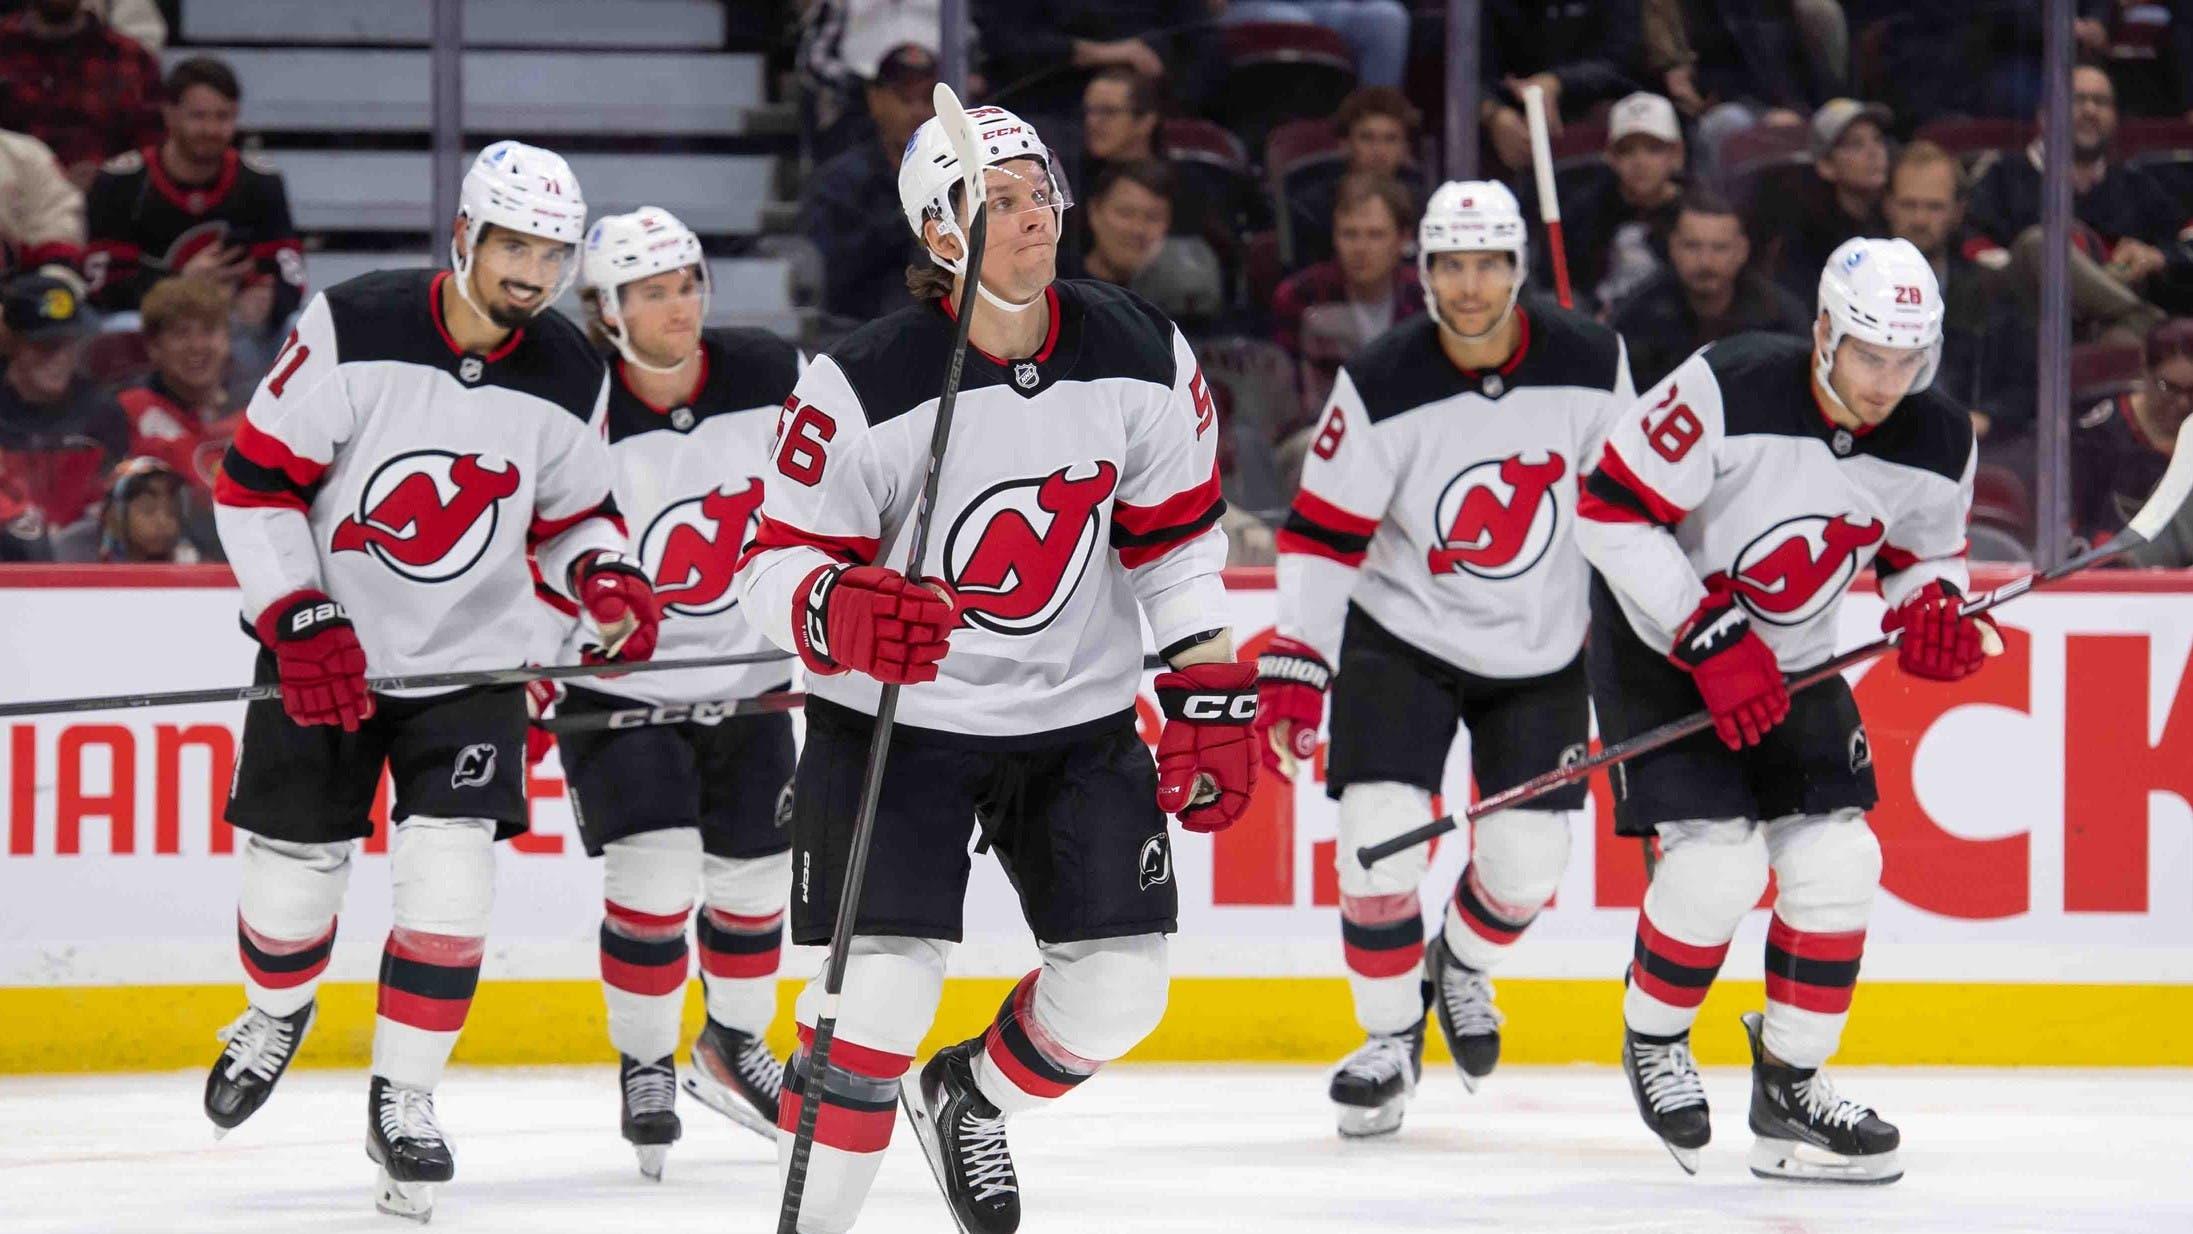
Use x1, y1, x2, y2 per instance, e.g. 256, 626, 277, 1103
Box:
366, 1076, 454, 1223
204, 1002, 316, 1136
1623, 1026, 1711, 1174
619, 1054, 682, 1181
682, 1016, 782, 1139
1425, 935, 1502, 1092
1327, 1022, 1424, 1138
1740, 1011, 1902, 1184
902, 1039, 1020, 1234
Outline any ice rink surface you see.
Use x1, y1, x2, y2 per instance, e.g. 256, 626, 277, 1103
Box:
3, 1063, 2188, 1234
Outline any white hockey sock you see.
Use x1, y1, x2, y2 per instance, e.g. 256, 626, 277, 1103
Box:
1439, 808, 1571, 972
1339, 891, 1426, 1035
697, 850, 790, 1035
600, 833, 700, 1062
371, 818, 493, 1091
236, 836, 353, 1016
973, 935, 1168, 1115
1761, 810, 1879, 1068
1623, 819, 1767, 1039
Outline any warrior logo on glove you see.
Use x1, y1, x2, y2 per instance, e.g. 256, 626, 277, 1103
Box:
942, 461, 1117, 635
1707, 513, 1885, 626
331, 450, 521, 582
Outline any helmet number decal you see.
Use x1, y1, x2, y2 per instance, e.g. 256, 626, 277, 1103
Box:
1893, 284, 1925, 305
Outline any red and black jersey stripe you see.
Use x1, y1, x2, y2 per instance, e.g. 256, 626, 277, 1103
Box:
213, 419, 327, 512
1111, 464, 1225, 569
742, 515, 881, 569
1278, 489, 1378, 567
1580, 445, 1687, 528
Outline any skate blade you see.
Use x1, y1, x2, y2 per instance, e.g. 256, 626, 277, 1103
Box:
1748, 1138, 1902, 1185
1334, 1098, 1406, 1139
1456, 1068, 1483, 1096
211, 1124, 231, 1142
374, 1171, 436, 1223
634, 1144, 668, 1182
681, 1071, 776, 1141
898, 1084, 976, 1234
1662, 1140, 1702, 1176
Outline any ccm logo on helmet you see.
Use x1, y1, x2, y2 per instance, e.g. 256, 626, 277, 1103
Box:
1181, 694, 1258, 723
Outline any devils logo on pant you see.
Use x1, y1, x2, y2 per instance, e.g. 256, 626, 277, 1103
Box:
332, 450, 521, 582
943, 461, 1119, 635
641, 478, 765, 617
1426, 453, 1567, 579
1707, 513, 1885, 626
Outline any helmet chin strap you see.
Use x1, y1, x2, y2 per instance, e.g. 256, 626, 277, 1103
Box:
450, 216, 492, 322
613, 329, 697, 375
1427, 281, 1522, 346
929, 249, 1044, 314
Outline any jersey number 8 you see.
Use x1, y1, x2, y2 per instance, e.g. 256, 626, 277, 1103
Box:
1310, 404, 1346, 460
775, 397, 837, 486
1645, 400, 1702, 464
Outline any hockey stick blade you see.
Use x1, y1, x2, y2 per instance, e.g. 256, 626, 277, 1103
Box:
1353, 439, 2193, 869
778, 83, 992, 1234
0, 648, 795, 720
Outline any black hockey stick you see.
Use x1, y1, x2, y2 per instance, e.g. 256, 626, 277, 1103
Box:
0, 648, 795, 720
778, 83, 991, 1234
1357, 422, 2193, 869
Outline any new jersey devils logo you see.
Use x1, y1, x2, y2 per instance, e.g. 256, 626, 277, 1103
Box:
641, 478, 765, 617
1710, 513, 1885, 626
1426, 453, 1567, 579
332, 450, 521, 582
944, 461, 1119, 635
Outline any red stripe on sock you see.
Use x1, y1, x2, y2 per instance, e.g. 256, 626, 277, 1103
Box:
1454, 872, 1528, 947
386, 928, 486, 967
982, 1024, 1076, 1100
376, 985, 473, 1033
606, 900, 690, 935
601, 951, 689, 996
1767, 917, 1867, 962
1343, 938, 1424, 979
705, 906, 784, 931
794, 1025, 913, 1080
240, 949, 329, 990
698, 944, 779, 979
1628, 959, 1713, 1010
239, 915, 335, 956
1637, 913, 1732, 970
1765, 974, 1857, 1014
774, 1087, 897, 1154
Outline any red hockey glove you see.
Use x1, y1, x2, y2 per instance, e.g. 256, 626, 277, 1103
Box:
523, 675, 560, 768
1669, 592, 1789, 750
1882, 579, 2000, 681
793, 564, 957, 685
1253, 636, 1330, 774
256, 589, 373, 732
574, 551, 661, 664
1154, 661, 1260, 833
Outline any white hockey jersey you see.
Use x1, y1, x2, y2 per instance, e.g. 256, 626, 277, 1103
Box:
214, 269, 624, 690
1276, 304, 1634, 678
735, 280, 1229, 743
547, 327, 804, 705
1575, 332, 1975, 671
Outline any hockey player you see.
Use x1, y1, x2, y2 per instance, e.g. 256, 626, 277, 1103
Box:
1576, 236, 1992, 1183
1255, 181, 1634, 1137
203, 141, 660, 1221
554, 206, 800, 1177
737, 104, 1254, 1234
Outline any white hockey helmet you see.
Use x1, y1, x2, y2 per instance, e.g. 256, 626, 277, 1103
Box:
582, 207, 710, 372
897, 104, 1072, 314
452, 140, 588, 320
1815, 236, 1944, 406
1418, 180, 1529, 341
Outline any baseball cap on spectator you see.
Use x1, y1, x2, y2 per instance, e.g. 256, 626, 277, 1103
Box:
3, 272, 97, 341
1811, 98, 1893, 160
870, 44, 940, 93
1608, 93, 1682, 149
842, 0, 941, 83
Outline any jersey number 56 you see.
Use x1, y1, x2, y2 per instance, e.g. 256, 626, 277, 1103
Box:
775, 396, 837, 486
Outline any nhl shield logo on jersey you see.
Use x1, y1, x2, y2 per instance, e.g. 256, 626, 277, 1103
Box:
331, 450, 521, 582
1425, 452, 1567, 579
458, 356, 484, 384
944, 461, 1119, 635
1709, 513, 1886, 626
1014, 361, 1040, 389
639, 478, 766, 617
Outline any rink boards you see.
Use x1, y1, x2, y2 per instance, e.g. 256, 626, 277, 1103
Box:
2, 564, 2191, 1072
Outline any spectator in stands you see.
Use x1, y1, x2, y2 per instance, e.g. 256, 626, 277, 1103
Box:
1081, 66, 1163, 174
0, 468, 51, 560
85, 57, 307, 340
2075, 316, 2193, 565
0, 0, 163, 190
1218, 0, 1410, 89
0, 272, 130, 544
1480, 0, 1645, 172
1286, 87, 1426, 269
804, 43, 938, 323
972, 0, 1225, 121
1070, 159, 1176, 287
90, 455, 197, 563
2073, 1, 2193, 119
1527, 91, 1687, 316
1967, 62, 2180, 341
1, 127, 84, 276
1883, 140, 2032, 442
116, 277, 243, 501
1610, 187, 1810, 387
1271, 171, 1421, 429
1754, 98, 1890, 301
1647, 0, 1847, 187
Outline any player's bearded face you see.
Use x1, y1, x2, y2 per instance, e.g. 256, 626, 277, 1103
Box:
617, 267, 704, 367
1428, 251, 1517, 337
467, 227, 572, 327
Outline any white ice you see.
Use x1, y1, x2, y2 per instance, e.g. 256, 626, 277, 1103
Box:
3, 1064, 2188, 1234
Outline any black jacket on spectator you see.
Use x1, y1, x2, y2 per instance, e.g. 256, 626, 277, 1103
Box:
1484, 0, 1644, 117
85, 147, 307, 325
2072, 390, 2175, 555
0, 376, 131, 535
1967, 147, 2187, 252
1931, 246, 2035, 433
1609, 268, 1812, 388
1519, 163, 1679, 316
972, 0, 1224, 122
1756, 171, 1885, 302
804, 137, 924, 325
1678, 0, 1834, 109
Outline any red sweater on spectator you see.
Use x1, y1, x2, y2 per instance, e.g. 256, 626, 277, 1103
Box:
0, 376, 132, 533
1272, 261, 1424, 432
0, 12, 162, 178
116, 375, 242, 497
